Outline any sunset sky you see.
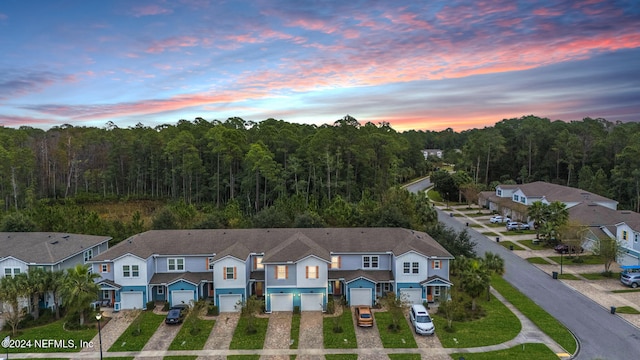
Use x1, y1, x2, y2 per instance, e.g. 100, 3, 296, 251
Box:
1, 0, 639, 132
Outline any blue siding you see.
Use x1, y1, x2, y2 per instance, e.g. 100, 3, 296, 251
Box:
116, 286, 147, 309
215, 287, 245, 307
338, 254, 391, 270
265, 287, 326, 311
168, 280, 197, 306
345, 278, 376, 305
265, 264, 297, 286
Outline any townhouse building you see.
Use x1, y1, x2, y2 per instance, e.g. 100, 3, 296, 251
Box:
89, 228, 453, 312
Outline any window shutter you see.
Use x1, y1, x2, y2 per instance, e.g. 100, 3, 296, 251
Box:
253, 257, 257, 269
286, 266, 289, 279
107, 264, 110, 272
316, 266, 319, 278
275, 266, 278, 279
206, 258, 209, 269
338, 256, 341, 268
233, 266, 237, 279
431, 261, 435, 269
306, 266, 309, 279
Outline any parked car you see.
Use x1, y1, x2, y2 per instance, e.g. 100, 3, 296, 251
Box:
620, 272, 640, 288
506, 221, 530, 230
355, 306, 373, 327
554, 243, 584, 254
490, 215, 511, 223
165, 307, 186, 324
409, 304, 434, 335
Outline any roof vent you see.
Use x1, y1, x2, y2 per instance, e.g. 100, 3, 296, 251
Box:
50, 241, 59, 245
62, 235, 70, 238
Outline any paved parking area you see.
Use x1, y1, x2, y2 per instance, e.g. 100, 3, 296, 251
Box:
261, 311, 293, 360
197, 312, 240, 360
352, 307, 385, 360
297, 311, 324, 360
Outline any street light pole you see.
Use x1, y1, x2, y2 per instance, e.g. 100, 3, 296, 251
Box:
95, 313, 103, 360
560, 251, 564, 275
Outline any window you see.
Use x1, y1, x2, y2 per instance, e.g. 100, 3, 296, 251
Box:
276, 265, 288, 279
168, 258, 185, 271
4, 267, 20, 278
157, 287, 164, 295
412, 262, 419, 274
404, 262, 419, 274
432, 260, 441, 270
513, 195, 519, 201
207, 257, 214, 270
102, 290, 110, 299
331, 256, 341, 269
123, 265, 130, 277
403, 262, 411, 274
84, 249, 93, 262
622, 231, 628, 240
635, 233, 638, 243
497, 189, 502, 196
363, 256, 379, 269
132, 265, 139, 277
224, 266, 236, 280
521, 197, 526, 204
434, 287, 441, 296
254, 256, 263, 270
306, 266, 319, 279
101, 264, 109, 273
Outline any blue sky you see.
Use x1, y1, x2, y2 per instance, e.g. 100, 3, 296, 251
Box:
1, 0, 639, 131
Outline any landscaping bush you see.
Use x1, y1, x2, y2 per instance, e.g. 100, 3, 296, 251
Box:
207, 304, 219, 316
326, 297, 335, 314
162, 301, 170, 311
146, 301, 156, 311
293, 305, 300, 314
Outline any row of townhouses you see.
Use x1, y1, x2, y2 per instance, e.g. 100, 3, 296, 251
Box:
479, 181, 640, 265
0, 228, 454, 313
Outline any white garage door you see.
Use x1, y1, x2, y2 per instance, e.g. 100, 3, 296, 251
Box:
120, 292, 143, 310
349, 288, 372, 306
400, 288, 423, 305
171, 290, 194, 307
270, 293, 293, 312
301, 293, 323, 311
218, 294, 242, 312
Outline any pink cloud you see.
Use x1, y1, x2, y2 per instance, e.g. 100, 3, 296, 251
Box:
0, 13, 8, 20
0, 115, 59, 127
131, 5, 172, 17
146, 36, 199, 53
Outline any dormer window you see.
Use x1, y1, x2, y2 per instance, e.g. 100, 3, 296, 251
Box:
84, 249, 93, 262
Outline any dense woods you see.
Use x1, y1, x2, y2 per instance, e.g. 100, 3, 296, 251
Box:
0, 114, 638, 242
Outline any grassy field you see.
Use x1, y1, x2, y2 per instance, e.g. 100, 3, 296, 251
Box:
229, 316, 269, 350
450, 343, 558, 359
547, 255, 603, 265
0, 319, 97, 353
526, 257, 553, 265
374, 312, 417, 348
615, 306, 640, 314
490, 275, 577, 354
497, 241, 526, 251
323, 308, 357, 349
324, 355, 358, 360
108, 310, 164, 352
168, 318, 215, 350
519, 239, 547, 250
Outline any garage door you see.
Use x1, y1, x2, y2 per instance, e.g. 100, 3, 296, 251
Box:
400, 288, 423, 305
349, 288, 372, 306
270, 293, 293, 312
171, 290, 194, 307
301, 293, 323, 311
218, 294, 242, 312
120, 292, 143, 310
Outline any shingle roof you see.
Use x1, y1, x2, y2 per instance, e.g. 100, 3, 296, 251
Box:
328, 269, 394, 282
0, 232, 111, 264
569, 203, 640, 230
149, 272, 212, 285
91, 228, 453, 263
517, 181, 616, 205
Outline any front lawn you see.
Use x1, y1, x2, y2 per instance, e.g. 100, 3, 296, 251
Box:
491, 275, 577, 354
0, 319, 97, 353
323, 308, 356, 349
373, 312, 417, 348
163, 357, 198, 360
229, 316, 269, 350
108, 310, 164, 352
615, 306, 640, 314
227, 356, 260, 360
579, 272, 616, 280
519, 239, 547, 250
388, 355, 421, 360
168, 318, 215, 350
497, 241, 525, 251
557, 273, 580, 280
433, 293, 520, 348
612, 288, 640, 294
526, 257, 552, 265
325, 355, 358, 360
547, 255, 603, 265
450, 343, 558, 360
290, 313, 300, 349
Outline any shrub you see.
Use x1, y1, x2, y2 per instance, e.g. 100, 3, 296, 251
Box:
146, 301, 156, 311
162, 301, 170, 311
326, 298, 335, 314
293, 306, 300, 314
207, 304, 219, 316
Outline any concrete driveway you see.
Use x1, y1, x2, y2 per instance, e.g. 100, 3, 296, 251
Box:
352, 307, 386, 360
297, 311, 324, 360
197, 312, 240, 360
261, 311, 292, 360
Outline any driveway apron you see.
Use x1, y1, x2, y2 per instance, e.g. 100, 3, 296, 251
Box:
261, 311, 293, 360
197, 312, 240, 360
139, 320, 183, 352
297, 311, 324, 360
405, 312, 451, 360
352, 307, 386, 360
81, 308, 138, 354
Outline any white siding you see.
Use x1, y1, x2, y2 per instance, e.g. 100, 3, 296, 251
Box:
113, 255, 147, 286
0, 258, 28, 278
618, 224, 635, 248
213, 257, 245, 288
395, 252, 428, 283
296, 257, 327, 288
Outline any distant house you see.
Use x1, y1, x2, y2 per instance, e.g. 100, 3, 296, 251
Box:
0, 232, 111, 309
479, 181, 640, 265
89, 228, 454, 313
421, 149, 443, 159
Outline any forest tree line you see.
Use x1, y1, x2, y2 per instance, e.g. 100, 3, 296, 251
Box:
0, 114, 638, 242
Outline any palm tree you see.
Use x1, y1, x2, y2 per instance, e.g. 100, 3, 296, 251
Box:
47, 270, 66, 319
61, 264, 99, 326
482, 252, 505, 300
0, 274, 27, 336
459, 259, 490, 311
527, 201, 548, 239
25, 267, 48, 320
548, 201, 569, 227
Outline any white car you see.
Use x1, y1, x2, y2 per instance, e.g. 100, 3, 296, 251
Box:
490, 215, 510, 223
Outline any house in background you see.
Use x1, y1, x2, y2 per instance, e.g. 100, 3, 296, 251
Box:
0, 232, 111, 309
90, 228, 454, 313
421, 149, 443, 159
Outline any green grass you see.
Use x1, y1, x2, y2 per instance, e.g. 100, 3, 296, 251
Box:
614, 306, 640, 314
503, 229, 537, 235
373, 312, 417, 348
580, 272, 616, 280
108, 310, 164, 352
519, 239, 547, 250
433, 293, 520, 348
612, 288, 640, 293
547, 255, 603, 265
481, 232, 501, 237
526, 257, 552, 265
229, 316, 269, 350
450, 343, 558, 360
485, 223, 509, 228
227, 356, 260, 360
325, 355, 358, 360
323, 308, 357, 349
557, 273, 580, 280
388, 354, 421, 360
163, 357, 198, 360
290, 313, 300, 349
491, 275, 577, 354
497, 241, 525, 251
168, 318, 215, 350
427, 189, 442, 202
0, 318, 97, 353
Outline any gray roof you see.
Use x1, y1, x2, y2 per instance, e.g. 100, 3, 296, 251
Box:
0, 232, 111, 264
569, 203, 640, 230
149, 272, 212, 285
328, 269, 394, 282
92, 228, 453, 263
517, 181, 616, 205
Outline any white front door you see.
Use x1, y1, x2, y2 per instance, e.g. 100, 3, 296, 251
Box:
270, 293, 293, 312
300, 293, 323, 311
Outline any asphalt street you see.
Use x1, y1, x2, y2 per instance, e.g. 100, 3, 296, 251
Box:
408, 177, 640, 360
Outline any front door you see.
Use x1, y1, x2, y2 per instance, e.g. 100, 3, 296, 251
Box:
427, 286, 433, 302
333, 280, 342, 295
255, 281, 263, 297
